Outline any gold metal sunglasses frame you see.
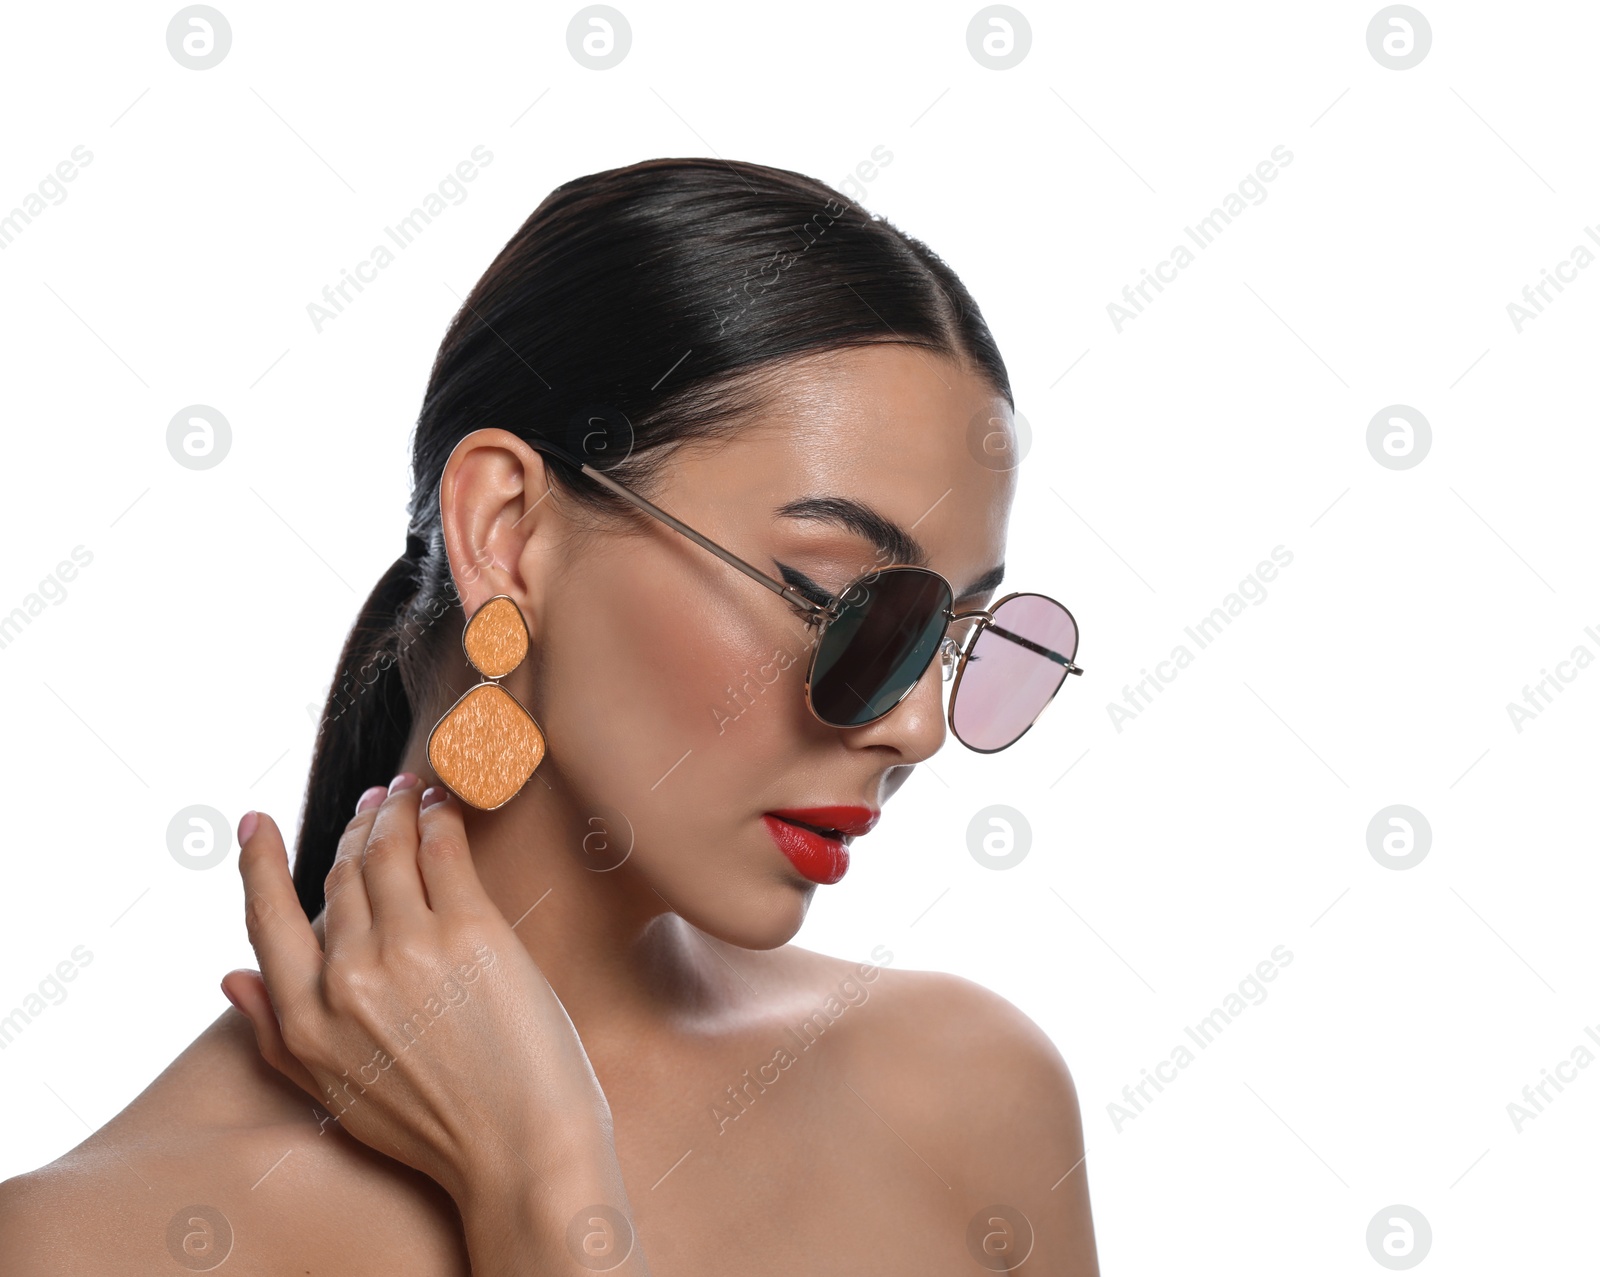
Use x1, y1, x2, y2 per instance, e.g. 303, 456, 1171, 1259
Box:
536, 442, 1084, 750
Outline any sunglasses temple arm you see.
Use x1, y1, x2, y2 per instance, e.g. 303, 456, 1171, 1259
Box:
576, 461, 828, 617
983, 621, 1085, 674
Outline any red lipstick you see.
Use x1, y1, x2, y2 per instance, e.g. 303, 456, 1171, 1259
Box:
762, 806, 880, 886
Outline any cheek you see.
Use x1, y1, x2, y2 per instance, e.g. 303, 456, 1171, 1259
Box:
702, 626, 815, 752
537, 558, 812, 805
511, 550, 816, 947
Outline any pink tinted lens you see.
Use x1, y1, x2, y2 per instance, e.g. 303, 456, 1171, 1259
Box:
950, 594, 1078, 751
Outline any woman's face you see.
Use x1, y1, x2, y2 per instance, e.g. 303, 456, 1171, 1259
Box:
501, 343, 1017, 949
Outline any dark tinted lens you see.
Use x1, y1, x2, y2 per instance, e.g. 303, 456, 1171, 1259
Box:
808, 568, 953, 727
950, 594, 1078, 751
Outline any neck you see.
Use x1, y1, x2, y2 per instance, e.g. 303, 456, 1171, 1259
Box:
389, 740, 729, 1046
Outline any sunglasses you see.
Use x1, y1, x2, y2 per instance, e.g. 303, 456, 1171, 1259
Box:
532, 440, 1084, 752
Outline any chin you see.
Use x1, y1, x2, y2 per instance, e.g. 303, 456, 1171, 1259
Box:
631, 819, 825, 950
677, 882, 813, 952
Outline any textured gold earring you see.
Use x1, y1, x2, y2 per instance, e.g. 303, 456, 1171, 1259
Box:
426, 595, 547, 810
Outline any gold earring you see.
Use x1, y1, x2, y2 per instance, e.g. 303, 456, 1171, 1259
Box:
426, 594, 547, 810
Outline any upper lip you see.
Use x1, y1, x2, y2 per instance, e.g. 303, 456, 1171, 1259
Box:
766, 806, 880, 840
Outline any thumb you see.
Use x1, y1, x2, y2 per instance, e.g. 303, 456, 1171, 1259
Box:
221, 968, 320, 1098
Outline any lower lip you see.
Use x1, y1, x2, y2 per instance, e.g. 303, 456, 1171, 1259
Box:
762, 815, 849, 885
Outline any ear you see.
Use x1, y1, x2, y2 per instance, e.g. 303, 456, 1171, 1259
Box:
437, 429, 559, 624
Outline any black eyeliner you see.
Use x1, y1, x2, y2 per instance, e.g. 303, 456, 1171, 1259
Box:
772, 561, 837, 609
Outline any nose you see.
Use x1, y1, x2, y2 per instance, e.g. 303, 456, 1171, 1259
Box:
837, 650, 948, 763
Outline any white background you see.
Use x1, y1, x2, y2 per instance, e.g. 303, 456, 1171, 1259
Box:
2, 1, 1595, 1270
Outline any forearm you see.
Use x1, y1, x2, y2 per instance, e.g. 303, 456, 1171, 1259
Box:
459, 1128, 651, 1276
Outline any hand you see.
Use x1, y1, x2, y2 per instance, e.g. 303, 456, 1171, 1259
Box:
223, 775, 613, 1208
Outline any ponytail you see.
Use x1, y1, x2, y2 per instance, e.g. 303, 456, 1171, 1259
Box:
292, 550, 437, 921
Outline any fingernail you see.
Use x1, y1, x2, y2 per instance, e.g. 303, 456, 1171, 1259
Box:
388, 772, 421, 794
237, 811, 259, 845
220, 980, 241, 1011
355, 785, 387, 814
419, 786, 447, 811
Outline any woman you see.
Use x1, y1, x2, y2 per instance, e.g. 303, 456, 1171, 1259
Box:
0, 158, 1099, 1273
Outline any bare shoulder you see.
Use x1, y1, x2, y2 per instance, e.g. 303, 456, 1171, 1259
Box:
0, 1013, 465, 1276
775, 947, 1079, 1112
0, 1123, 340, 1275
782, 949, 1101, 1273
843, 962, 1083, 1137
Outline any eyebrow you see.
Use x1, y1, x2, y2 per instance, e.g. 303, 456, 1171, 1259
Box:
774, 495, 1006, 601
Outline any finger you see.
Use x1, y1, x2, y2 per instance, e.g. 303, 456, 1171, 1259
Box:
221, 968, 319, 1098
361, 773, 431, 928
237, 811, 321, 1015
323, 789, 383, 946
415, 786, 490, 916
